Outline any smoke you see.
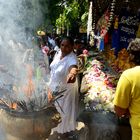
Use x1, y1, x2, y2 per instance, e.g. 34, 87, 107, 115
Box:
0, 0, 43, 42
0, 0, 43, 64
0, 2, 51, 139
0, 0, 49, 99
0, 126, 6, 140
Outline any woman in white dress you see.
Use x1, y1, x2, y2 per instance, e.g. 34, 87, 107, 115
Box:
49, 36, 78, 138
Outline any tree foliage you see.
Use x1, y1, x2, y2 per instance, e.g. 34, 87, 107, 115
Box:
38, 0, 89, 33
56, 0, 79, 28
54, 0, 89, 35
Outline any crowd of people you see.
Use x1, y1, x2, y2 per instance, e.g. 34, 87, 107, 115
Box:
35, 32, 140, 140
1, 29, 140, 140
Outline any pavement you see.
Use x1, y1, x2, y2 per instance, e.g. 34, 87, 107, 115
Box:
47, 122, 89, 140
47, 98, 89, 140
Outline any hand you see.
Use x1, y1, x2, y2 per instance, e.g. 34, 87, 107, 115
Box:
114, 106, 130, 118
125, 109, 131, 118
67, 73, 76, 83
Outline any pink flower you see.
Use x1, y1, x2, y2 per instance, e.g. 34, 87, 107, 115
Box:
83, 49, 88, 55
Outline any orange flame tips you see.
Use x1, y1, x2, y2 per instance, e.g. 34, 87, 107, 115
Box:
22, 64, 35, 97
11, 102, 17, 110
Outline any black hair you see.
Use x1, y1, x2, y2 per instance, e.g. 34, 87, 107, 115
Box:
129, 51, 140, 65
74, 39, 82, 45
127, 38, 140, 65
62, 36, 74, 46
55, 37, 61, 46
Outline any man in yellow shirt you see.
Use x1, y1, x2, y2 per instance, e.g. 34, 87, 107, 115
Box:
114, 38, 140, 140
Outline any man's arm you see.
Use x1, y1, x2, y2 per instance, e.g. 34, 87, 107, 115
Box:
114, 105, 130, 117
113, 73, 131, 117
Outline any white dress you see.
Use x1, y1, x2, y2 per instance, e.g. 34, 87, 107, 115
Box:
49, 50, 78, 134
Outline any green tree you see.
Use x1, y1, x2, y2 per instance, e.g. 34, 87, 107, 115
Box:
55, 0, 88, 35
37, 0, 89, 34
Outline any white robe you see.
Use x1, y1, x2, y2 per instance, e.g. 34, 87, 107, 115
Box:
49, 50, 78, 134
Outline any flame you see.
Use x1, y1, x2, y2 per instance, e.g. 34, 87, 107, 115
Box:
10, 65, 35, 110
22, 64, 35, 97
47, 88, 53, 103
11, 102, 17, 110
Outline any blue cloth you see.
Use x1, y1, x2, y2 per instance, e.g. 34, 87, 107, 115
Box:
99, 38, 104, 51
112, 29, 120, 56
118, 8, 139, 50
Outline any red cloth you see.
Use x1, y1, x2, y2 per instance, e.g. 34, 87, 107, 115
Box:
104, 32, 109, 44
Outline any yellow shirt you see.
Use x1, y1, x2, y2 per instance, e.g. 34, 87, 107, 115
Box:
114, 66, 140, 139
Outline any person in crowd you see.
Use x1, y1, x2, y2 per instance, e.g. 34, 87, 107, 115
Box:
40, 40, 50, 55
113, 38, 140, 140
54, 36, 61, 54
37, 34, 52, 66
48, 36, 78, 139
45, 35, 56, 65
40, 40, 50, 71
74, 39, 88, 92
74, 39, 83, 56
48, 34, 56, 50
48, 36, 61, 60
